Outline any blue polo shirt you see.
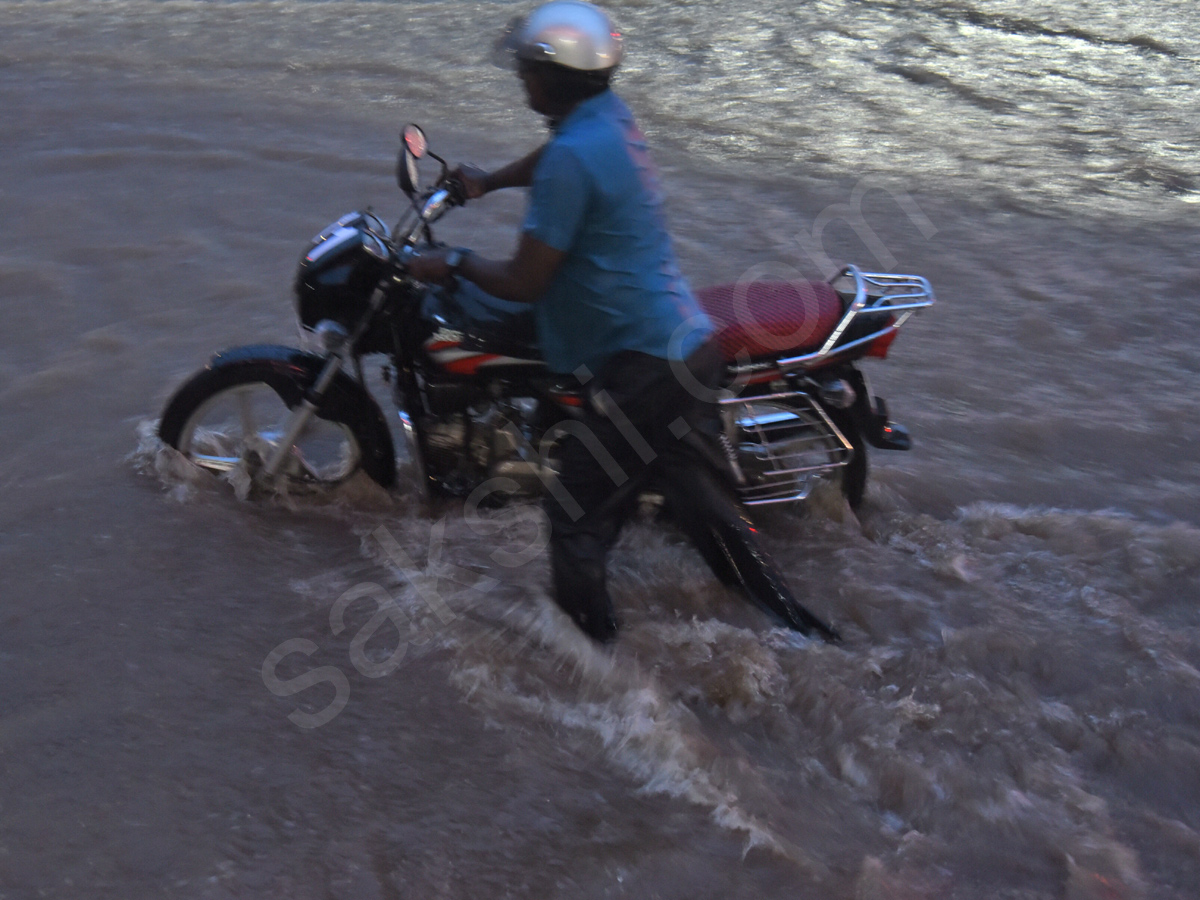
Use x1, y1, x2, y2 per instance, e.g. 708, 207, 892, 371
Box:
523, 90, 713, 375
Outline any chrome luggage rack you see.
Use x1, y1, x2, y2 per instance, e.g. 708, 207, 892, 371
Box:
722, 392, 854, 506
730, 266, 936, 379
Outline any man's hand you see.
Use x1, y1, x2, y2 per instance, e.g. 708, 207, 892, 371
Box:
450, 164, 490, 200
406, 234, 564, 303
450, 145, 546, 199
406, 248, 455, 286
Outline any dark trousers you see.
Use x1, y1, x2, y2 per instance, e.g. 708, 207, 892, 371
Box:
544, 343, 838, 643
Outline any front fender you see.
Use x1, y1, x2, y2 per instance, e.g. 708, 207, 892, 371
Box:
207, 343, 334, 397
206, 344, 370, 414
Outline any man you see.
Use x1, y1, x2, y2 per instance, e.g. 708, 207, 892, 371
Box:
408, 1, 838, 644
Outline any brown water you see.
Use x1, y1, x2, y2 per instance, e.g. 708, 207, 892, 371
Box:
2, 2, 1199, 898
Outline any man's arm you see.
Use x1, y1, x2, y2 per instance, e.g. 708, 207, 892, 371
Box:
455, 145, 546, 198
407, 232, 565, 305
411, 141, 575, 300
484, 145, 545, 192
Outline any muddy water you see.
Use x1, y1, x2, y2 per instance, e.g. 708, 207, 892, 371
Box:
2, 2, 1199, 898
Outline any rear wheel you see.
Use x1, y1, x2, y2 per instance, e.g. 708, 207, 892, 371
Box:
159, 363, 394, 490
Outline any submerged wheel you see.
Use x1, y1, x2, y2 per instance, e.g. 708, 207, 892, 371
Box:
159, 360, 395, 490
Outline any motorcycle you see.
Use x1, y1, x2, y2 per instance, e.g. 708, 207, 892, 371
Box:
158, 124, 934, 513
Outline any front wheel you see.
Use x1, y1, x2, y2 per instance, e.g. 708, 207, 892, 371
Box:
159, 352, 396, 490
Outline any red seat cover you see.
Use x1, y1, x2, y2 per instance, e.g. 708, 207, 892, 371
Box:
695, 281, 843, 363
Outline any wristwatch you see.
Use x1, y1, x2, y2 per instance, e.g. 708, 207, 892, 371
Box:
445, 247, 471, 275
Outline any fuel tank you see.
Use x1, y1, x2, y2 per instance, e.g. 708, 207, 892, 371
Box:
420, 280, 545, 376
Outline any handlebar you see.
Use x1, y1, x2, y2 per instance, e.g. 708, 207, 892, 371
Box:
418, 187, 455, 223
394, 178, 468, 248
444, 173, 470, 207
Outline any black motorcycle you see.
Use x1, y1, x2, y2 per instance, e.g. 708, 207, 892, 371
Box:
158, 125, 934, 510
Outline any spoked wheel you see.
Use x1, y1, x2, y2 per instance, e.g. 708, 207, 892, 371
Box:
159, 357, 396, 491
180, 382, 360, 483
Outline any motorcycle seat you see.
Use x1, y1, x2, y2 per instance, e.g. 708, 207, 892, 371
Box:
696, 280, 843, 363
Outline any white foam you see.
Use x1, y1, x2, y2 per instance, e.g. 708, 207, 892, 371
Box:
129, 416, 394, 509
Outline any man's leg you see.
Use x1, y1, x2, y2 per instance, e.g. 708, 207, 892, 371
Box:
544, 434, 642, 642
656, 458, 840, 641
543, 356, 657, 642
654, 343, 841, 641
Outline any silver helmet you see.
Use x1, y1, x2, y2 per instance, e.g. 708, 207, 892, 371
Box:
496, 1, 623, 73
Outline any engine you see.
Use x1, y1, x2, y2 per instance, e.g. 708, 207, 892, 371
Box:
419, 398, 552, 497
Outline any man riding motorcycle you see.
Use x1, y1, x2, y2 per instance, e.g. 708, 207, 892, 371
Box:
407, 1, 839, 643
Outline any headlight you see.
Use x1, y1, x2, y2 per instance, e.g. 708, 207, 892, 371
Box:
313, 319, 350, 354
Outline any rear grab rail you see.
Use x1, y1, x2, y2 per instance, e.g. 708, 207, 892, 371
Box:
729, 265, 936, 378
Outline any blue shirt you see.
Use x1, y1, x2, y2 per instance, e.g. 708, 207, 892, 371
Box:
523, 90, 713, 375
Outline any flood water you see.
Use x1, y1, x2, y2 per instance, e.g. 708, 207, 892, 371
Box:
2, 1, 1199, 898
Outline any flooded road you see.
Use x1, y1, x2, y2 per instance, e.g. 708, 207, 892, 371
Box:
2, 2, 1199, 897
